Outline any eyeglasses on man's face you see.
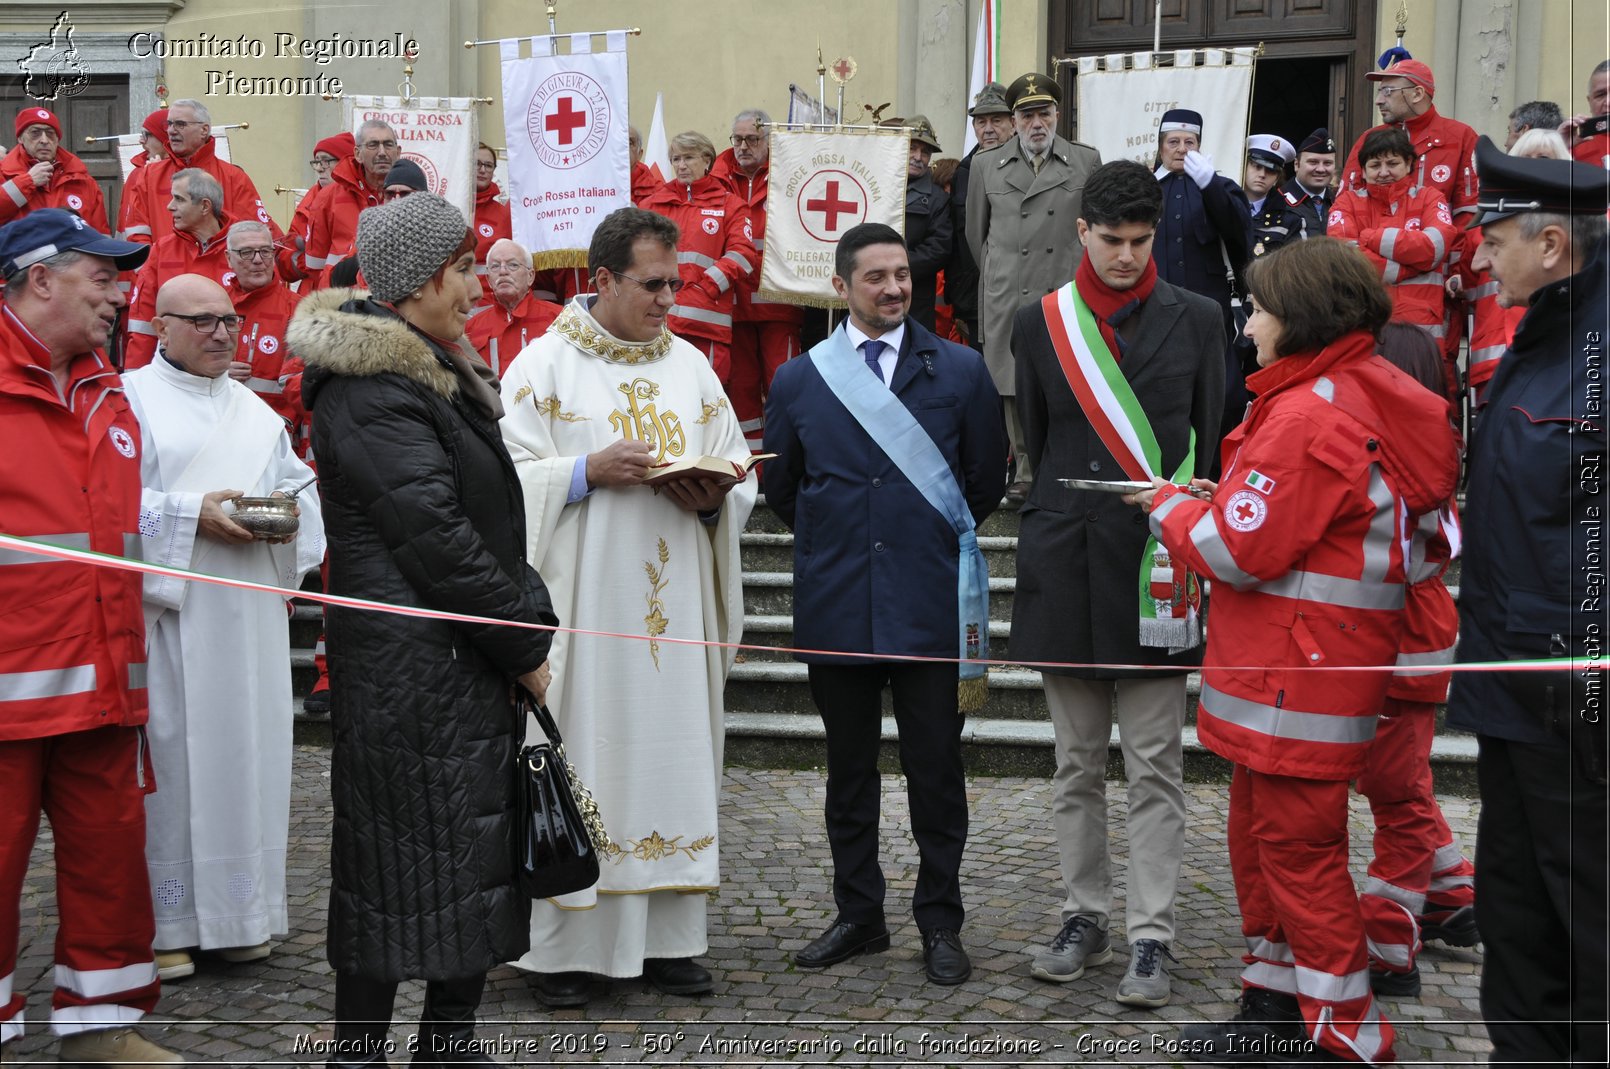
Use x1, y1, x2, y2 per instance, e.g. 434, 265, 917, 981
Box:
361, 139, 399, 152
1375, 85, 1414, 99
730, 135, 764, 147
230, 247, 276, 262
613, 271, 685, 294
161, 312, 245, 334
166, 119, 203, 131
309, 155, 338, 169
486, 260, 530, 275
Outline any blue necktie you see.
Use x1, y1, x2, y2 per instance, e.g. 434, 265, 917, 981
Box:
862, 339, 886, 383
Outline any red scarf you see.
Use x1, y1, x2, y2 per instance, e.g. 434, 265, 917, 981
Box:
1074, 253, 1157, 361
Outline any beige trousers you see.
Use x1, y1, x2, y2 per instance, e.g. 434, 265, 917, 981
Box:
1042, 673, 1188, 944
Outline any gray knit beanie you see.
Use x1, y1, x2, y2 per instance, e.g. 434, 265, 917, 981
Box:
354, 192, 469, 302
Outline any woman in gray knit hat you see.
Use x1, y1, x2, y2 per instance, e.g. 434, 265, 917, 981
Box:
286, 192, 558, 1067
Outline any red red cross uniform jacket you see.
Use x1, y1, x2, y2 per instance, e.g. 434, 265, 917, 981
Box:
229, 275, 305, 431
640, 174, 758, 359
118, 137, 281, 248
122, 212, 239, 369
711, 149, 804, 330
1327, 178, 1457, 341
1340, 107, 1479, 234
465, 292, 562, 378
473, 183, 512, 273
1148, 330, 1460, 780
0, 144, 109, 234
302, 156, 385, 288
277, 183, 325, 282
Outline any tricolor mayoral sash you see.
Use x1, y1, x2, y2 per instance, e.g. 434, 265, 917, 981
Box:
1040, 283, 1202, 651
807, 328, 990, 710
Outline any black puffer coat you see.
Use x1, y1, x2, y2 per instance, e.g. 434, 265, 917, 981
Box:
289, 289, 557, 982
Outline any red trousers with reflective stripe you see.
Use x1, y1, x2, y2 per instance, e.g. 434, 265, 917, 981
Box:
727, 321, 800, 452
1230, 766, 1395, 1064
1355, 699, 1439, 974
681, 335, 732, 384
0, 727, 159, 1037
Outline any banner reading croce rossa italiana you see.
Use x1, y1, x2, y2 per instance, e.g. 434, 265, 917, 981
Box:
758, 128, 907, 307
499, 32, 631, 270
343, 95, 478, 221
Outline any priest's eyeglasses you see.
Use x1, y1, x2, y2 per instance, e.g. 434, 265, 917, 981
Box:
613, 271, 685, 294
161, 312, 245, 334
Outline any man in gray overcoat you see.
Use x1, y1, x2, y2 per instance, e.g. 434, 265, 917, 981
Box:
965, 72, 1102, 504
1008, 161, 1223, 1010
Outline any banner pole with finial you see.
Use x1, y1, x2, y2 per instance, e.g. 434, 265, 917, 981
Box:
547, 0, 557, 35
1154, 0, 1163, 56
818, 44, 828, 125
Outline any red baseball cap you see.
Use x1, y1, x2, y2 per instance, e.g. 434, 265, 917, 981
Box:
15, 107, 61, 140
1366, 59, 1435, 97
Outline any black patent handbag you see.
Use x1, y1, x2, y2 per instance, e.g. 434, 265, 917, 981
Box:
513, 690, 610, 898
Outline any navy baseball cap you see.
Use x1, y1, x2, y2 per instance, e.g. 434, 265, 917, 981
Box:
0, 208, 149, 280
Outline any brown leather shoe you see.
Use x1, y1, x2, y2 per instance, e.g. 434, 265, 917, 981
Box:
1005, 480, 1031, 507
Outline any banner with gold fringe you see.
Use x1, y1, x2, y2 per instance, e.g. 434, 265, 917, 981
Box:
499, 31, 631, 271
757, 127, 907, 308
344, 95, 478, 221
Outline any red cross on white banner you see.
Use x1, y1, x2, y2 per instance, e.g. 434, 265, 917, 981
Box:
797, 169, 868, 242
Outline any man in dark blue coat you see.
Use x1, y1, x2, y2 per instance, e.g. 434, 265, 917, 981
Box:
1447, 137, 1608, 1066
764, 223, 1006, 987
1152, 108, 1247, 447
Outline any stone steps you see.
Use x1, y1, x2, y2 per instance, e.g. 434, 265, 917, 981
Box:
285, 496, 1478, 786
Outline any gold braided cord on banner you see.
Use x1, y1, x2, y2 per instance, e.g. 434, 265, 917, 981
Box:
755, 286, 841, 310
532, 248, 589, 271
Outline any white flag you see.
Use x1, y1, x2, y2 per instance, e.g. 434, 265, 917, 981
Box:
645, 92, 671, 184
344, 96, 478, 221
1074, 48, 1256, 175
758, 128, 907, 306
500, 32, 631, 269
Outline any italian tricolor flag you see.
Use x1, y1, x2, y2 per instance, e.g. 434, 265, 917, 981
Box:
962, 0, 1002, 154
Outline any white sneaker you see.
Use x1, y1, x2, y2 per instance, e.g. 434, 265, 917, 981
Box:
155, 949, 194, 981
59, 1026, 186, 1065
214, 941, 272, 964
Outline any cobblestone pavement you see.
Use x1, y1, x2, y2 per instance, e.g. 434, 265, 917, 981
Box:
12, 746, 1488, 1066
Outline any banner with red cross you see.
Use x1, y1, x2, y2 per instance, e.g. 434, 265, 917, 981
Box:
499, 31, 631, 270
758, 127, 908, 307
344, 95, 479, 222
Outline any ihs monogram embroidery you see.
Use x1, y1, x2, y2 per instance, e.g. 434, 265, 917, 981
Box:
610, 379, 685, 462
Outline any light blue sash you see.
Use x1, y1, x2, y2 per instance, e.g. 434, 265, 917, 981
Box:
807, 328, 988, 694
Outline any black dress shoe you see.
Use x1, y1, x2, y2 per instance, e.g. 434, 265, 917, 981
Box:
794, 920, 891, 968
642, 957, 713, 996
921, 928, 972, 985
527, 970, 591, 1008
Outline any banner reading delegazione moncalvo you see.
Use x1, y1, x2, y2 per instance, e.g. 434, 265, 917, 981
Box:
758, 128, 907, 307
500, 32, 631, 270
344, 95, 478, 221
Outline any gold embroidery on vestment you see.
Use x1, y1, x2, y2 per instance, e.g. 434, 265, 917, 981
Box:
511, 385, 532, 407
610, 378, 685, 461
694, 397, 728, 425
535, 395, 589, 422
602, 830, 716, 864
552, 304, 673, 365
643, 537, 670, 670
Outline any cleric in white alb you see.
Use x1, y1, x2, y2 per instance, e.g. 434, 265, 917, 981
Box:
123, 274, 323, 977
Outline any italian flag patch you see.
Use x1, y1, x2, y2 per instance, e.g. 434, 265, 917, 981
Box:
1245, 470, 1277, 494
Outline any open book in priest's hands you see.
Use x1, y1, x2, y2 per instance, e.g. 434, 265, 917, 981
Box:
643, 453, 774, 487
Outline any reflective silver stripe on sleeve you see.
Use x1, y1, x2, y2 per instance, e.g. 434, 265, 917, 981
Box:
1469, 343, 1505, 368
127, 662, 147, 690
3, 180, 27, 208
1257, 569, 1404, 611
127, 320, 158, 337
1187, 513, 1261, 589
677, 250, 717, 269
704, 264, 731, 294
1200, 683, 1379, 745
0, 532, 92, 565
1360, 466, 1396, 585
1378, 228, 1398, 262
122, 225, 152, 239
304, 253, 328, 270
752, 237, 765, 253
1426, 323, 1446, 338
1398, 271, 1445, 287
245, 377, 285, 395
1394, 644, 1457, 674
0, 665, 98, 702
123, 532, 142, 562
1425, 228, 1445, 263
1382, 260, 1402, 284
1469, 280, 1500, 300
723, 251, 754, 274
668, 305, 733, 328
1147, 490, 1193, 539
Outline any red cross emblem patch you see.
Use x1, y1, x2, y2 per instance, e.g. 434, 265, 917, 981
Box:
1224, 489, 1268, 532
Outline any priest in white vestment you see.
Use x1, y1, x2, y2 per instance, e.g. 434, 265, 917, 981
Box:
123, 275, 323, 979
500, 208, 754, 1004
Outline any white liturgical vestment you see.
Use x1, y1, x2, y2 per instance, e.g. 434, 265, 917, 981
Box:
500, 297, 754, 976
125, 354, 323, 951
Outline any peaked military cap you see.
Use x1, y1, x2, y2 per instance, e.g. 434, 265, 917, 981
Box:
1006, 72, 1060, 111
1298, 128, 1336, 156
1246, 134, 1295, 170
